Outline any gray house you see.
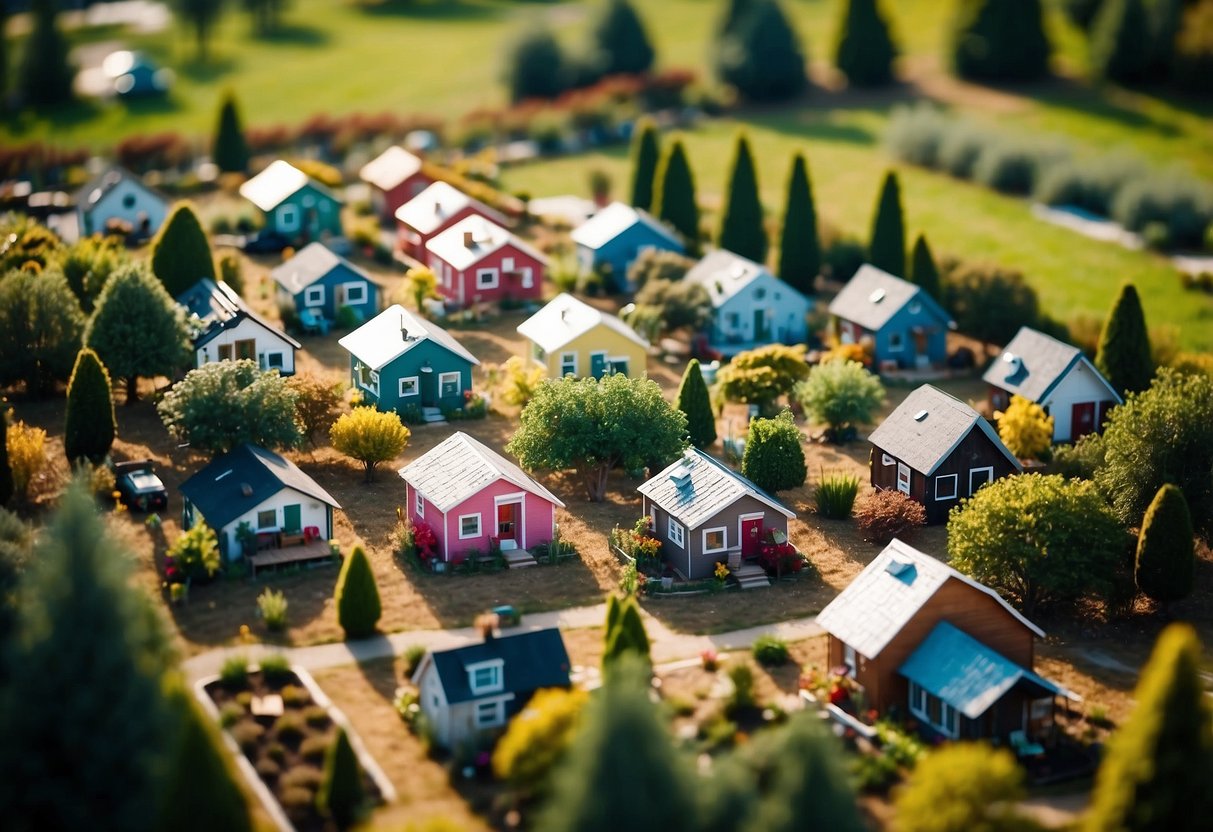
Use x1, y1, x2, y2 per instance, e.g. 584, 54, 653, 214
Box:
176, 279, 301, 375
638, 447, 795, 580
684, 249, 812, 354
75, 165, 169, 240
828, 265, 954, 370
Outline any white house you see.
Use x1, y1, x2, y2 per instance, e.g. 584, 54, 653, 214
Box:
176, 279, 301, 375
74, 165, 170, 240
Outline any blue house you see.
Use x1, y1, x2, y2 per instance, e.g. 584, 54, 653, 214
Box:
271, 242, 381, 325
571, 201, 684, 292
827, 265, 955, 370
239, 160, 344, 242
338, 304, 480, 421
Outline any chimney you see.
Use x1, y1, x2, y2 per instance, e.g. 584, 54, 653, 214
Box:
475, 613, 499, 641
400, 313, 412, 342
463, 230, 475, 248
560, 307, 568, 323
240, 483, 253, 497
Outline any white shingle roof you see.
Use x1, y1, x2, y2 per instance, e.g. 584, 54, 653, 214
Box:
815, 538, 1044, 660
395, 181, 508, 236
570, 201, 681, 250
637, 447, 794, 531
240, 160, 310, 211
684, 248, 777, 308
270, 242, 373, 294
337, 304, 479, 371
398, 431, 565, 513
426, 215, 547, 272
827, 264, 953, 331
516, 293, 648, 354
359, 146, 423, 192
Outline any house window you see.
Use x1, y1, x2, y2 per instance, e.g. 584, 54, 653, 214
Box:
889, 331, 905, 352
909, 301, 922, 315
235, 339, 256, 361
909, 682, 927, 717
278, 204, 300, 232
265, 352, 285, 370
881, 453, 895, 466
304, 286, 325, 307
703, 527, 727, 553
969, 467, 994, 495
935, 474, 958, 500
667, 518, 685, 549
896, 463, 911, 495
218, 344, 234, 361
343, 283, 367, 305
475, 699, 505, 728
476, 268, 499, 289
844, 644, 857, 675
257, 509, 277, 529
533, 343, 546, 363
727, 312, 741, 330
502, 257, 515, 271
122, 193, 137, 209
753, 287, 766, 300
459, 514, 482, 539
519, 267, 534, 289
439, 371, 461, 397
399, 376, 420, 397
415, 490, 424, 518
909, 682, 958, 738
560, 352, 577, 377
469, 663, 503, 695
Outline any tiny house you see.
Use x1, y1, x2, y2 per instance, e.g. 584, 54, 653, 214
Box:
684, 249, 812, 353
270, 242, 380, 324
570, 201, 684, 292
426, 216, 547, 309
75, 165, 169, 240
177, 279, 300, 375
516, 292, 649, 379
359, 146, 432, 223
395, 181, 508, 260
240, 160, 343, 242
828, 265, 954, 370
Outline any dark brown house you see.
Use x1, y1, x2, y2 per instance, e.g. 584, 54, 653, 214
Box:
816, 539, 1074, 743
868, 384, 1021, 524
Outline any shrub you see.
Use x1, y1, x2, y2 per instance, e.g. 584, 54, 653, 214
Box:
279, 765, 323, 793
300, 734, 331, 763
1135, 484, 1196, 603
335, 546, 382, 639
317, 728, 365, 830
1111, 172, 1213, 249
167, 523, 221, 582
1033, 153, 1147, 216
820, 233, 867, 282
274, 712, 306, 744
794, 359, 884, 442
972, 139, 1059, 196
281, 684, 310, 707
217, 252, 244, 297
303, 705, 330, 729
219, 656, 250, 689
219, 702, 246, 728
626, 248, 695, 290
855, 490, 926, 544
505, 25, 572, 102
5, 421, 47, 502
329, 408, 410, 483
741, 410, 806, 493
950, 0, 1051, 82
230, 721, 264, 755
752, 635, 789, 667
259, 653, 292, 684
815, 471, 861, 519
498, 355, 547, 406
996, 395, 1054, 461
492, 687, 588, 793
402, 644, 427, 677
725, 662, 755, 714
885, 104, 952, 169
937, 122, 989, 179
257, 588, 288, 632
64, 348, 116, 465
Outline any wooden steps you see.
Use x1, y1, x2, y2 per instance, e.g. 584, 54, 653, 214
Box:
733, 562, 770, 590
502, 548, 538, 568
420, 406, 446, 425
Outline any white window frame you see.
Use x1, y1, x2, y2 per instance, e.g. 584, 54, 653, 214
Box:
265, 351, 285, 370
667, 517, 685, 549
278, 204, 300, 232
458, 513, 482, 540
474, 699, 506, 728
969, 466, 994, 495
702, 526, 727, 554
476, 268, 499, 290
559, 351, 578, 377
257, 508, 277, 530
844, 644, 857, 675
304, 286, 325, 307
342, 281, 367, 305
415, 489, 424, 518
888, 331, 905, 352
519, 267, 534, 289
881, 453, 895, 466
935, 474, 958, 500
467, 660, 504, 695
399, 376, 420, 397
502, 256, 515, 272
438, 371, 461, 396
909, 681, 958, 739
896, 463, 911, 495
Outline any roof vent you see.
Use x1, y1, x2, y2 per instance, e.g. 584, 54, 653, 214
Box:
913, 410, 929, 422
669, 464, 693, 493
1002, 352, 1023, 380
885, 557, 912, 576
730, 265, 748, 280
400, 313, 414, 342
240, 483, 253, 497
869, 288, 886, 304
560, 307, 569, 323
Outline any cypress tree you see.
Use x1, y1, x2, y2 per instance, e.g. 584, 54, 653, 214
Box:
316, 728, 365, 830
150, 202, 217, 298
718, 0, 808, 102
1096, 282, 1153, 397
335, 546, 381, 640
868, 170, 906, 277
908, 232, 941, 301
591, 0, 656, 76
0, 405, 11, 507
1083, 624, 1213, 832
1144, 0, 1182, 80
950, 0, 1051, 82
740, 410, 806, 493
1135, 484, 1196, 603
1091, 0, 1152, 83
653, 139, 700, 254
777, 152, 820, 295
64, 348, 115, 465
18, 0, 74, 107
675, 359, 717, 449
717, 0, 757, 40
834, 0, 898, 87
629, 117, 661, 212
603, 596, 650, 673
718, 134, 767, 263
212, 92, 250, 174
604, 592, 622, 643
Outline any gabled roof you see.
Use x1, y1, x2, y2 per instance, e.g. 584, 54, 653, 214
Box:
270, 242, 375, 295
398, 431, 565, 513
337, 304, 479, 371
900, 622, 1075, 720
179, 444, 340, 532
570, 201, 682, 251
827, 264, 954, 332
176, 279, 301, 350
74, 165, 166, 212
426, 215, 548, 272
516, 292, 649, 354
815, 538, 1045, 660
240, 160, 342, 212
868, 385, 1021, 476
982, 326, 1121, 406
418, 628, 570, 705
638, 447, 794, 531
394, 181, 507, 236
359, 146, 424, 192
684, 249, 798, 308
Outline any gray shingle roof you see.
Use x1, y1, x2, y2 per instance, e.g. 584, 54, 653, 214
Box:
637, 447, 794, 531
868, 385, 1021, 476
827, 264, 953, 332
570, 201, 681, 250
337, 304, 479, 371
516, 292, 649, 353
815, 539, 1044, 660
981, 326, 1120, 405
684, 249, 775, 308
73, 165, 167, 211
177, 279, 300, 350
398, 431, 565, 513
423, 628, 570, 705
270, 242, 375, 295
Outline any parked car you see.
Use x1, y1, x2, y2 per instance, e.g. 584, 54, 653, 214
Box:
242, 230, 293, 254
112, 460, 168, 512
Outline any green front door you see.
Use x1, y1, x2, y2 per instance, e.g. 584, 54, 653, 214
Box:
590, 353, 607, 378
283, 504, 302, 534
754, 309, 769, 341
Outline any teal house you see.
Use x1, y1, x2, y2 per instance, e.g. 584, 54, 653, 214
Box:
240, 160, 344, 243
338, 304, 480, 420
271, 242, 380, 324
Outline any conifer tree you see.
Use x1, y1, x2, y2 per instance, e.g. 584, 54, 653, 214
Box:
591, 0, 656, 76
1135, 484, 1195, 603
741, 410, 806, 493
335, 546, 381, 640
653, 139, 700, 254
868, 170, 906, 277
675, 359, 717, 449
602, 596, 650, 673
1096, 282, 1153, 397
908, 232, 941, 301
717, 0, 757, 40
1083, 624, 1213, 831
604, 592, 622, 641
64, 348, 115, 465
718, 0, 808, 102
212, 91, 250, 174
629, 117, 661, 212
777, 152, 820, 295
150, 202, 217, 298
18, 0, 74, 107
950, 0, 1052, 82
317, 728, 365, 831
718, 134, 767, 263
1091, 0, 1152, 83
0, 406, 11, 507
1144, 0, 1182, 80
834, 0, 897, 87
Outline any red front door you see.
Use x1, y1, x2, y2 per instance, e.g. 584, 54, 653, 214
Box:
1071, 402, 1096, 441
741, 517, 763, 558
497, 502, 518, 542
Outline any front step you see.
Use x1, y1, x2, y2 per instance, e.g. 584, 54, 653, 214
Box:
503, 549, 538, 568
733, 563, 770, 589
421, 406, 447, 425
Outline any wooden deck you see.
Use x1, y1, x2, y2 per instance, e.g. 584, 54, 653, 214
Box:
249, 540, 337, 577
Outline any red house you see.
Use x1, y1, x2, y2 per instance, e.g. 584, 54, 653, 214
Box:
359, 146, 432, 223
426, 215, 547, 309
395, 181, 508, 260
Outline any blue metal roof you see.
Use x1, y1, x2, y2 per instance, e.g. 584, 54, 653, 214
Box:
899, 621, 1070, 720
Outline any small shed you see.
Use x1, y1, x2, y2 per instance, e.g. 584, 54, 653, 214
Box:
828, 265, 954, 370
684, 249, 812, 354
426, 216, 547, 309
270, 242, 380, 324
516, 292, 649, 379
359, 146, 432, 223
176, 278, 300, 375
571, 201, 684, 292
74, 165, 169, 240
240, 160, 343, 242
395, 181, 508, 259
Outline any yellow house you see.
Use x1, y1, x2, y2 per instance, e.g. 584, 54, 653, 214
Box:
516, 293, 649, 379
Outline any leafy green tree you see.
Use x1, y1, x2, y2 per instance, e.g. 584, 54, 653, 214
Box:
868, 170, 906, 277
895, 744, 1038, 832
604, 592, 622, 636
629, 278, 712, 337
64, 348, 116, 465
1134, 484, 1195, 603
777, 153, 820, 295
174, 0, 225, 62
157, 360, 302, 457
629, 117, 661, 212
150, 202, 217, 298
212, 91, 249, 174
18, 0, 74, 107
714, 343, 810, 415
602, 595, 650, 673
718, 134, 767, 263
908, 232, 941, 301
942, 262, 1040, 355
505, 25, 570, 102
950, 0, 1052, 82
793, 359, 884, 442
493, 688, 588, 795
329, 407, 410, 483
834, 0, 897, 86
57, 235, 128, 313
335, 546, 381, 640
717, 0, 808, 102
741, 410, 806, 493
653, 139, 700, 253
509, 373, 687, 502
317, 727, 365, 830
1083, 624, 1213, 832
716, 0, 758, 40
591, 0, 655, 76
1096, 282, 1153, 397
0, 267, 85, 396
1091, 0, 1151, 82
947, 473, 1128, 615
675, 359, 717, 449
402, 266, 439, 315
626, 248, 694, 290
285, 373, 343, 447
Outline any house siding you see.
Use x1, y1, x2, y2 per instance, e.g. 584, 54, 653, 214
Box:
374, 172, 433, 224
992, 360, 1119, 443
422, 479, 557, 563
189, 487, 333, 561
431, 242, 545, 308
290, 262, 379, 322
579, 224, 684, 292
397, 203, 484, 259
195, 316, 297, 375
349, 338, 474, 415
837, 303, 950, 369
262, 183, 342, 242
645, 493, 788, 580
711, 274, 811, 347
80, 179, 168, 238
538, 325, 647, 380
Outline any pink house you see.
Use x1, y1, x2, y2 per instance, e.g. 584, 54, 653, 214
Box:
359, 146, 433, 223
426, 215, 547, 309
395, 181, 508, 259
398, 431, 565, 563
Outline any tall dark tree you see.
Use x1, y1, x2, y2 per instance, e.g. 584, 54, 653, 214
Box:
64, 348, 116, 465
1091, 0, 1152, 83
591, 0, 655, 76
718, 134, 767, 263
1144, 0, 1183, 80
1135, 484, 1196, 603
675, 359, 717, 449
212, 91, 250, 174
717, 0, 808, 102
175, 0, 225, 62
602, 596, 650, 673
654, 139, 700, 253
777, 152, 820, 294
950, 0, 1051, 82
1096, 282, 1153, 397
908, 232, 941, 301
317, 728, 365, 830
629, 117, 661, 212
150, 202, 217, 298
0, 406, 12, 507
834, 0, 897, 87
0, 268, 85, 397
335, 546, 381, 640
716, 0, 757, 40
18, 0, 75, 107
505, 25, 571, 102
868, 170, 906, 277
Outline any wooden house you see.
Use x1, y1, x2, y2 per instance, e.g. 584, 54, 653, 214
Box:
270, 242, 380, 324
983, 326, 1121, 443
74, 165, 169, 240
816, 539, 1075, 743
571, 201, 684, 292
516, 292, 649, 379
395, 181, 508, 260
828, 265, 954, 370
176, 278, 300, 375
359, 146, 432, 223
426, 216, 546, 309
239, 160, 343, 243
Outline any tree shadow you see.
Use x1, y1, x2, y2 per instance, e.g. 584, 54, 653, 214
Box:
255, 23, 332, 47
120, 93, 182, 117
353, 0, 506, 21
353, 637, 402, 701
175, 55, 240, 83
